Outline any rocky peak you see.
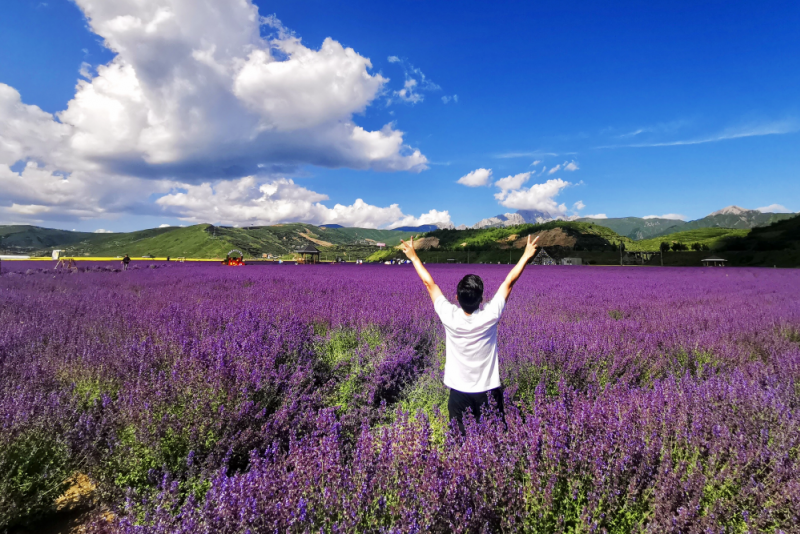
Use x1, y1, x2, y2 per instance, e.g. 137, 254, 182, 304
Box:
709, 206, 750, 217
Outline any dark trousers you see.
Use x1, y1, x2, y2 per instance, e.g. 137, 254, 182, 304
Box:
448, 386, 505, 435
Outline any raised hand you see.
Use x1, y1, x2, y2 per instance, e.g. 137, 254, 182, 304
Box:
498, 234, 540, 301
400, 236, 442, 302
400, 236, 419, 261
524, 234, 540, 259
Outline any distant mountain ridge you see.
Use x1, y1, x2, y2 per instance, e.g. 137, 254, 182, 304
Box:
323, 207, 787, 236
510, 206, 795, 240
2, 206, 794, 259
0, 223, 420, 258
470, 213, 526, 229
470, 210, 553, 229
677, 206, 794, 233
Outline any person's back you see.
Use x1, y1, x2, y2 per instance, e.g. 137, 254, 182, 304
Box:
434, 286, 505, 394
400, 235, 540, 434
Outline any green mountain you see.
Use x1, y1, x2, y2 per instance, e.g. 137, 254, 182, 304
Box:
0, 223, 418, 259
367, 215, 800, 267
718, 213, 800, 252
368, 220, 631, 263
580, 206, 795, 240
577, 217, 685, 240
633, 214, 800, 267
424, 220, 626, 250
0, 225, 95, 251
675, 206, 795, 233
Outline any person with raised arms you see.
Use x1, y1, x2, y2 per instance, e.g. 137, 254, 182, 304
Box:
400, 233, 540, 434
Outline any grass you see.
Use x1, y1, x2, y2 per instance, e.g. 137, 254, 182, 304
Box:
393, 371, 450, 445
317, 327, 386, 413
627, 228, 749, 252
55, 225, 235, 259
1, 430, 73, 529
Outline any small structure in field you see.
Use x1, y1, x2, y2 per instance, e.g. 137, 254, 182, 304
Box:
223, 249, 245, 266
561, 257, 582, 266
701, 257, 727, 267
296, 243, 320, 264
532, 249, 556, 266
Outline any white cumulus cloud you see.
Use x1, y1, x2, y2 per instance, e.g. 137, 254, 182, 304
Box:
55, 2, 427, 175
756, 204, 791, 213
0, 0, 432, 226
0, 159, 168, 222
582, 213, 608, 219
457, 168, 493, 187
493, 172, 530, 193
389, 209, 453, 229
7, 203, 51, 216
563, 160, 579, 171
572, 200, 585, 211
156, 176, 450, 229
94, 229, 114, 233
0, 84, 72, 167
495, 178, 571, 215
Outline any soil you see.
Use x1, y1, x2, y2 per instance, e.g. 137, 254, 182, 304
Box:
412, 237, 440, 250
507, 227, 613, 252
298, 231, 334, 247
509, 228, 577, 249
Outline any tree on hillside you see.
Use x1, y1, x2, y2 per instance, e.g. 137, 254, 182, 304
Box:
660, 242, 670, 253
691, 242, 702, 251
671, 242, 688, 252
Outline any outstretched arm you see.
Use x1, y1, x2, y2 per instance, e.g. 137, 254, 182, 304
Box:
497, 234, 539, 301
400, 237, 443, 303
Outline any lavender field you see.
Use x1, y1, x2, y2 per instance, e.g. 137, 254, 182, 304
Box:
1, 262, 799, 533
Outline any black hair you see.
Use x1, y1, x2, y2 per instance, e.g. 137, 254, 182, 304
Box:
457, 274, 484, 314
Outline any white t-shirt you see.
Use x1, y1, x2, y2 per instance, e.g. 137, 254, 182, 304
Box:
434, 292, 506, 393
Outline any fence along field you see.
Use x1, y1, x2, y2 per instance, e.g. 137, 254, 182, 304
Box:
1, 262, 799, 532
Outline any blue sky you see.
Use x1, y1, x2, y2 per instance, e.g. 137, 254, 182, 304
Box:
0, 0, 798, 232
